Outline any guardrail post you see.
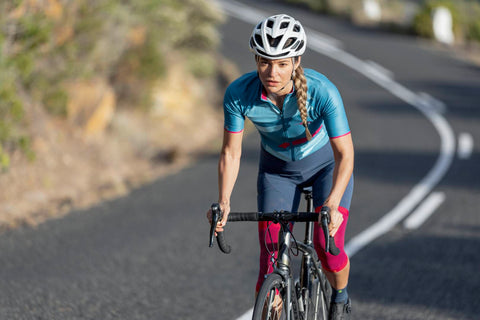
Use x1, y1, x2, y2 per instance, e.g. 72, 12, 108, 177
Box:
363, 0, 381, 22
432, 6, 454, 45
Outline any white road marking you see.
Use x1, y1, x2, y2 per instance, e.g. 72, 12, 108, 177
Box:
458, 132, 474, 159
310, 18, 456, 258
364, 60, 394, 82
417, 92, 447, 114
236, 309, 253, 320
404, 192, 446, 229
218, 0, 266, 24
217, 2, 456, 318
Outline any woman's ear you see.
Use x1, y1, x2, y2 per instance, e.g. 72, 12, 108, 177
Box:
292, 56, 301, 79
294, 56, 302, 69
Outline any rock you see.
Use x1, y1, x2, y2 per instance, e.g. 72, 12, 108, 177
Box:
9, 0, 63, 20
66, 78, 117, 138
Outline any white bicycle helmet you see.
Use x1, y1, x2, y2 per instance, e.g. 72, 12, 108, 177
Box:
249, 14, 307, 59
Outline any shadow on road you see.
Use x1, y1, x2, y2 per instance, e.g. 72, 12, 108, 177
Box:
350, 230, 480, 320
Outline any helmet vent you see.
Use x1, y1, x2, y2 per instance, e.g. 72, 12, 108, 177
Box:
294, 24, 301, 32
250, 38, 256, 49
296, 40, 305, 52
266, 20, 274, 28
267, 35, 281, 48
255, 34, 264, 47
283, 37, 295, 49
280, 22, 289, 29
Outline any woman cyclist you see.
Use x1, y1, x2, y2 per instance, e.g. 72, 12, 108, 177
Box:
210, 14, 354, 319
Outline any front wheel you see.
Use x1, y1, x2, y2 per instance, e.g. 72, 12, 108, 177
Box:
305, 272, 331, 320
253, 273, 291, 320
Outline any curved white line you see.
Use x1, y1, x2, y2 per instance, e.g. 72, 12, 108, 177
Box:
404, 192, 445, 230
306, 40, 456, 256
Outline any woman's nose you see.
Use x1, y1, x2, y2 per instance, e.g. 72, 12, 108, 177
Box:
268, 65, 278, 76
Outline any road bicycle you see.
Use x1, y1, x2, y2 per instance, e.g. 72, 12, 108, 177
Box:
209, 188, 339, 320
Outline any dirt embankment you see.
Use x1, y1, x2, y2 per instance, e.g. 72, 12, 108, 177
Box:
0, 57, 239, 230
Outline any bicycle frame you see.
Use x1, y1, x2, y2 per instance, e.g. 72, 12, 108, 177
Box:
268, 189, 330, 320
208, 189, 337, 319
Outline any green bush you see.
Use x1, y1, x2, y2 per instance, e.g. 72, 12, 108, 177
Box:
413, 0, 461, 39
0, 65, 30, 170
413, 0, 480, 43
469, 19, 480, 42
466, 2, 480, 42
284, 0, 327, 13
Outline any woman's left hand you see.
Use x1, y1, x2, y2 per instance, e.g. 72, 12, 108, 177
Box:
323, 204, 343, 237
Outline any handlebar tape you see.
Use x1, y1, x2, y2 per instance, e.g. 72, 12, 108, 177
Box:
212, 209, 340, 255
227, 212, 259, 221
216, 231, 231, 254
328, 236, 340, 256
320, 207, 340, 256
227, 212, 319, 222
217, 212, 257, 253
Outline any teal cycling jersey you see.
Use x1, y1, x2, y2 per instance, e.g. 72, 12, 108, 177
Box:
223, 68, 350, 161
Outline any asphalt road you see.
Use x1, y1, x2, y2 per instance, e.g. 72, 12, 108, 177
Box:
0, 1, 479, 319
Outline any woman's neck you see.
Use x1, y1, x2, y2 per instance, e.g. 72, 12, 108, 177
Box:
266, 80, 293, 107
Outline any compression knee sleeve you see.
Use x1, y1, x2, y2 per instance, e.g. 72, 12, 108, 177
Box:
314, 206, 349, 273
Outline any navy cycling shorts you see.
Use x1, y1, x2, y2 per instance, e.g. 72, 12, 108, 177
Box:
256, 142, 354, 291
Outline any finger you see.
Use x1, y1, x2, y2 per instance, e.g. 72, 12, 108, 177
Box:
329, 219, 340, 236
330, 214, 344, 236
328, 218, 340, 234
330, 227, 339, 237
332, 213, 343, 226
220, 214, 229, 227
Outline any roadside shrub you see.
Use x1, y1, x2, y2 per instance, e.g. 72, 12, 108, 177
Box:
413, 0, 461, 39
469, 19, 480, 42
413, 0, 480, 44
465, 2, 480, 43
0, 64, 32, 170
283, 0, 327, 13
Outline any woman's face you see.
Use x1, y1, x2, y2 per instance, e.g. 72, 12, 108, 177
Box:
256, 57, 300, 96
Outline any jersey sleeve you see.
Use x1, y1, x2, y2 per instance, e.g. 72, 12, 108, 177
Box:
223, 85, 245, 133
319, 81, 350, 139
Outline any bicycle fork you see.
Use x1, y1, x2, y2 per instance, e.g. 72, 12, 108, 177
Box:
299, 190, 328, 319
276, 229, 294, 320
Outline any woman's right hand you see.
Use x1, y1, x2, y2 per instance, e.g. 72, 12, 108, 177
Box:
216, 201, 230, 232
206, 201, 230, 233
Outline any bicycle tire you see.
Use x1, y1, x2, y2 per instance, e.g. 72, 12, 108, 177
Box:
305, 271, 331, 320
253, 273, 292, 320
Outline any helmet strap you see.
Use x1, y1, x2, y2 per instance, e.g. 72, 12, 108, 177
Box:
291, 57, 297, 80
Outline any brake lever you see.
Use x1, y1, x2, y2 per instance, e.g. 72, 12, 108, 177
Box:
320, 207, 340, 256
320, 207, 331, 253
209, 203, 221, 248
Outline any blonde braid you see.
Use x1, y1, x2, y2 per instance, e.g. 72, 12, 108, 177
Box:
293, 65, 312, 140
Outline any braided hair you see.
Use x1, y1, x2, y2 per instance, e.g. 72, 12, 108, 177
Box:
293, 61, 312, 140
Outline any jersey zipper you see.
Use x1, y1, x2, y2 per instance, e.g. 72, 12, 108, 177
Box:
281, 98, 296, 161
268, 96, 296, 161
